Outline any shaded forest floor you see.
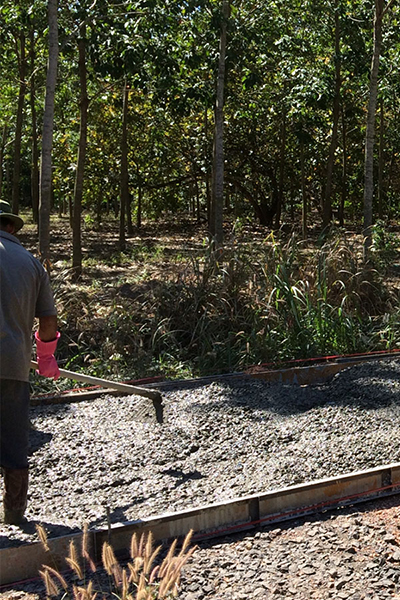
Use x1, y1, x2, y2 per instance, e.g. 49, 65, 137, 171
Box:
18, 211, 400, 394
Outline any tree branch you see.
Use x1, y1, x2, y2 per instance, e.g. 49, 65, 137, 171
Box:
383, 0, 395, 17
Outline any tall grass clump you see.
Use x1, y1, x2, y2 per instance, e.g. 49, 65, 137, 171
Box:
36, 226, 400, 386
151, 229, 400, 372
38, 523, 196, 599
263, 230, 397, 362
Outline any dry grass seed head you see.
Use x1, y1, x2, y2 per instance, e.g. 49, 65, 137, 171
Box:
101, 542, 124, 587
177, 530, 193, 557
136, 589, 153, 600
66, 540, 83, 580
144, 545, 162, 575
130, 532, 139, 559
36, 524, 50, 552
73, 581, 97, 600
82, 522, 97, 573
149, 565, 160, 584
121, 567, 129, 600
157, 559, 181, 596
157, 539, 197, 598
102, 541, 118, 575
135, 556, 144, 572
41, 564, 69, 593
111, 563, 124, 588
135, 572, 148, 599
138, 532, 146, 557
40, 568, 59, 597
158, 539, 177, 577
144, 531, 153, 560
127, 561, 139, 584
157, 556, 188, 598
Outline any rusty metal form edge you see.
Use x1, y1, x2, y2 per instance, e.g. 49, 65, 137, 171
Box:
1, 462, 400, 586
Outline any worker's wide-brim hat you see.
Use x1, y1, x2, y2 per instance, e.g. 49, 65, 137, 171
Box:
0, 200, 24, 232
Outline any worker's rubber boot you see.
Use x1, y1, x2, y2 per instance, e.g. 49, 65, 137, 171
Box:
2, 468, 29, 525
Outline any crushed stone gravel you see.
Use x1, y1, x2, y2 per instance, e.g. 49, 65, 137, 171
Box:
1, 358, 400, 550
2, 495, 400, 599
178, 496, 400, 599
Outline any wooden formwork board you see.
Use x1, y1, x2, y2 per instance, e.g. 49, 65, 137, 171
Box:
1, 462, 400, 586
244, 361, 355, 386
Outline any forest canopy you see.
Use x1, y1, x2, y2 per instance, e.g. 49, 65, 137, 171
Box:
1, 0, 399, 252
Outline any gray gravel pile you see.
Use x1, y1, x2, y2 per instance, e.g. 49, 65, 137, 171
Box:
1, 358, 400, 549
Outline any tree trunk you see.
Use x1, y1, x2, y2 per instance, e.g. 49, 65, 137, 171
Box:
39, 0, 58, 266
274, 110, 286, 229
339, 105, 347, 227
12, 31, 27, 215
363, 0, 389, 260
68, 195, 73, 228
30, 29, 39, 224
137, 182, 142, 229
387, 147, 395, 219
377, 98, 384, 219
127, 193, 133, 235
0, 125, 8, 198
205, 106, 211, 228
72, 33, 88, 279
290, 173, 295, 221
211, 0, 229, 247
96, 191, 102, 228
5, 159, 11, 200
195, 176, 201, 222
322, 0, 341, 231
301, 137, 307, 239
119, 82, 129, 251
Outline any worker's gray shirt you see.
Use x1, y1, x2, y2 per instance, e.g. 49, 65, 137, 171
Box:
0, 231, 57, 382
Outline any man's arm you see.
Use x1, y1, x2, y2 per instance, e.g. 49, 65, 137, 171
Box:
37, 315, 58, 342
35, 315, 60, 379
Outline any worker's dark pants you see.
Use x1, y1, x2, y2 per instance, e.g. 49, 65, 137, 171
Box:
0, 379, 30, 515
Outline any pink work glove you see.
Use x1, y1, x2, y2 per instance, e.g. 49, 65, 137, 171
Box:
35, 331, 61, 380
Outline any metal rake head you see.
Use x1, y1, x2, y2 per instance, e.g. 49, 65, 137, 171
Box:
129, 395, 164, 424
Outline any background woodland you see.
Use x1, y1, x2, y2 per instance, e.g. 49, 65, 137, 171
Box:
2, 0, 400, 385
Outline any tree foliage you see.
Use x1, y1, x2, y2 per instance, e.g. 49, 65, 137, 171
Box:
1, 0, 400, 260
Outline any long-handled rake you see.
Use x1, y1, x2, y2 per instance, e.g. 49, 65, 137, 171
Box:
30, 360, 164, 423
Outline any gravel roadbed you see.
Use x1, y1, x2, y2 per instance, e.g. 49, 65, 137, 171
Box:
178, 495, 400, 599
1, 359, 400, 550
2, 496, 400, 599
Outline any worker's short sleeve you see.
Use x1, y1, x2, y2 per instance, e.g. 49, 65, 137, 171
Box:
35, 269, 57, 318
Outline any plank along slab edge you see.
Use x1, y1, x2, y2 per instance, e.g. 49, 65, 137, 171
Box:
1, 462, 400, 586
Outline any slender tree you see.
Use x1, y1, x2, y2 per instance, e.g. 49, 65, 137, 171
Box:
300, 134, 307, 239
322, 0, 341, 231
119, 81, 129, 251
363, 0, 394, 260
274, 110, 287, 229
72, 27, 88, 279
211, 0, 230, 247
11, 29, 26, 214
377, 97, 384, 219
39, 0, 58, 265
0, 125, 8, 197
339, 104, 347, 227
29, 28, 39, 223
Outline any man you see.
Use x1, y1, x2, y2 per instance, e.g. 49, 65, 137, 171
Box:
0, 200, 60, 525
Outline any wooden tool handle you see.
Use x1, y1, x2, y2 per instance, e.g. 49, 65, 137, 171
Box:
30, 360, 162, 402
